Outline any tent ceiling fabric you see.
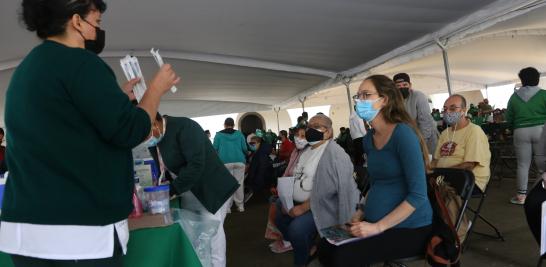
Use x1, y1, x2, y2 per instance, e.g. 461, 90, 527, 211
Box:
103, 58, 328, 106
368, 4, 546, 96
1, 0, 545, 118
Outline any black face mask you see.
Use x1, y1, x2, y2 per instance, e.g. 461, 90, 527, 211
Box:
80, 19, 106, 54
399, 87, 410, 99
305, 128, 324, 143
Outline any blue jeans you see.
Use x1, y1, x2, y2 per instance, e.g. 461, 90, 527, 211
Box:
274, 199, 317, 266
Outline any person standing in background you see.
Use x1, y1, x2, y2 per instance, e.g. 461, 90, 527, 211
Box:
214, 118, 248, 212
506, 67, 546, 205
393, 73, 439, 155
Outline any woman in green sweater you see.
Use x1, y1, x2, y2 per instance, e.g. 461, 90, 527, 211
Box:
506, 67, 546, 205
0, 1, 180, 266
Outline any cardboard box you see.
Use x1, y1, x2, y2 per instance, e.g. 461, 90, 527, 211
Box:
128, 211, 173, 231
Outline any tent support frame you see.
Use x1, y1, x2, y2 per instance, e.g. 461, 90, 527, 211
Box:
436, 39, 453, 96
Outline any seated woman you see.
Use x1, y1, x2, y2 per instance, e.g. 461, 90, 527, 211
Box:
275, 114, 359, 267
267, 126, 308, 253
246, 135, 274, 196
318, 75, 433, 267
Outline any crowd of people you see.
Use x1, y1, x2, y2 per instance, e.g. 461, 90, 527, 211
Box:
226, 69, 545, 267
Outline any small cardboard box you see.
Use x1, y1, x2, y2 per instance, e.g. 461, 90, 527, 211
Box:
128, 211, 173, 231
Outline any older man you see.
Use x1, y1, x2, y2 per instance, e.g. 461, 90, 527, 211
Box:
432, 94, 491, 192
393, 73, 439, 154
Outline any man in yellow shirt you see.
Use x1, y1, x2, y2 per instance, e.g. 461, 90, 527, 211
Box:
432, 95, 491, 192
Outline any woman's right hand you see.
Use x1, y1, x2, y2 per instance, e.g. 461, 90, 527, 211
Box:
149, 64, 181, 95
351, 209, 364, 223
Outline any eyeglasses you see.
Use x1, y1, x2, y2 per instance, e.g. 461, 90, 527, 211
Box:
442, 105, 463, 113
352, 92, 379, 100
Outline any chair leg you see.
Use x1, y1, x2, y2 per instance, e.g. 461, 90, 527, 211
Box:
464, 195, 504, 250
471, 212, 505, 241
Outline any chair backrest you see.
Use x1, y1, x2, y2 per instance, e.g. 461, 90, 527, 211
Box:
432, 168, 475, 201
429, 168, 475, 231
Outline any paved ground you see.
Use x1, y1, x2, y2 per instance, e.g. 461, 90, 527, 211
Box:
224, 174, 541, 267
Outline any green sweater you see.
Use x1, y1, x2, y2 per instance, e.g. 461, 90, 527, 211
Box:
2, 41, 151, 225
157, 117, 239, 214
506, 88, 546, 129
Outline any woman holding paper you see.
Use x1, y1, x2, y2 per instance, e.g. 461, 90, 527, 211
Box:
275, 114, 359, 267
267, 125, 308, 253
0, 1, 180, 266
318, 75, 432, 267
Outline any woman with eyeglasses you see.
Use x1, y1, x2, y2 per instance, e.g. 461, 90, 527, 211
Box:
275, 114, 359, 267
0, 1, 179, 266
318, 75, 432, 267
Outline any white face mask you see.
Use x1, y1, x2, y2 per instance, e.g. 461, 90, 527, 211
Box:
294, 137, 308, 150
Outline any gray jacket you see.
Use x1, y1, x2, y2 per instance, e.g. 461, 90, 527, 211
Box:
404, 89, 439, 152
311, 141, 360, 236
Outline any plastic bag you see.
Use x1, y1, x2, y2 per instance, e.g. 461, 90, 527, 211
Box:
172, 208, 219, 267
171, 190, 222, 267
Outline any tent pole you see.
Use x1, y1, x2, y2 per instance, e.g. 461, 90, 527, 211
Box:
436, 39, 453, 96
273, 107, 281, 133
299, 97, 307, 112
342, 76, 353, 114
485, 85, 489, 99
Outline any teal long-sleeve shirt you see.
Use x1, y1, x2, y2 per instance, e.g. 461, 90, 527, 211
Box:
363, 123, 432, 229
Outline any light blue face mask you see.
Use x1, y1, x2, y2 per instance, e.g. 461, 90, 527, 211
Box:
145, 133, 164, 148
355, 98, 383, 122
249, 144, 257, 152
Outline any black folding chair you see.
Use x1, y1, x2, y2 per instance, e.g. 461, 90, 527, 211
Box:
385, 168, 475, 267
463, 180, 505, 250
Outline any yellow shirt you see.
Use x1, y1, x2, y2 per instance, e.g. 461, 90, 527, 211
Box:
434, 122, 491, 191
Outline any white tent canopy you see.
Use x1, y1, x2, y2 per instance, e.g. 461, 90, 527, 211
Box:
1, 0, 546, 122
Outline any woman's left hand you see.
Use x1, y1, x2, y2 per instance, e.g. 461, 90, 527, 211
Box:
288, 204, 306, 217
122, 78, 141, 101
349, 221, 383, 238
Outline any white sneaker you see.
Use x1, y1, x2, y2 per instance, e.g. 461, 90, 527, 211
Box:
237, 206, 245, 212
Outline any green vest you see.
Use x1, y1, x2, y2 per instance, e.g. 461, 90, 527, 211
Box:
157, 117, 239, 214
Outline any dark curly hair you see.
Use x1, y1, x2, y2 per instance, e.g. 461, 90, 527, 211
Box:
519, 67, 540, 87
21, 0, 107, 39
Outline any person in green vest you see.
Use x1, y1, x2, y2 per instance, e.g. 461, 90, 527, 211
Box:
0, 1, 180, 266
148, 113, 239, 267
506, 67, 546, 205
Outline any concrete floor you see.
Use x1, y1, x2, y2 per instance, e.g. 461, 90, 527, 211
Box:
224, 176, 540, 267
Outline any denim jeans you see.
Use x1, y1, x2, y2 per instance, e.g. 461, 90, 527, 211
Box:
274, 199, 317, 266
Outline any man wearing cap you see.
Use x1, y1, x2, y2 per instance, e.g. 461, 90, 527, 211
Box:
393, 73, 439, 154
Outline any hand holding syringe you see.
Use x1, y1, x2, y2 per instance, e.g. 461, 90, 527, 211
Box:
151, 48, 178, 93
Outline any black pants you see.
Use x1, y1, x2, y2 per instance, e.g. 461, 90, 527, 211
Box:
524, 181, 546, 245
11, 232, 123, 267
318, 225, 432, 267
